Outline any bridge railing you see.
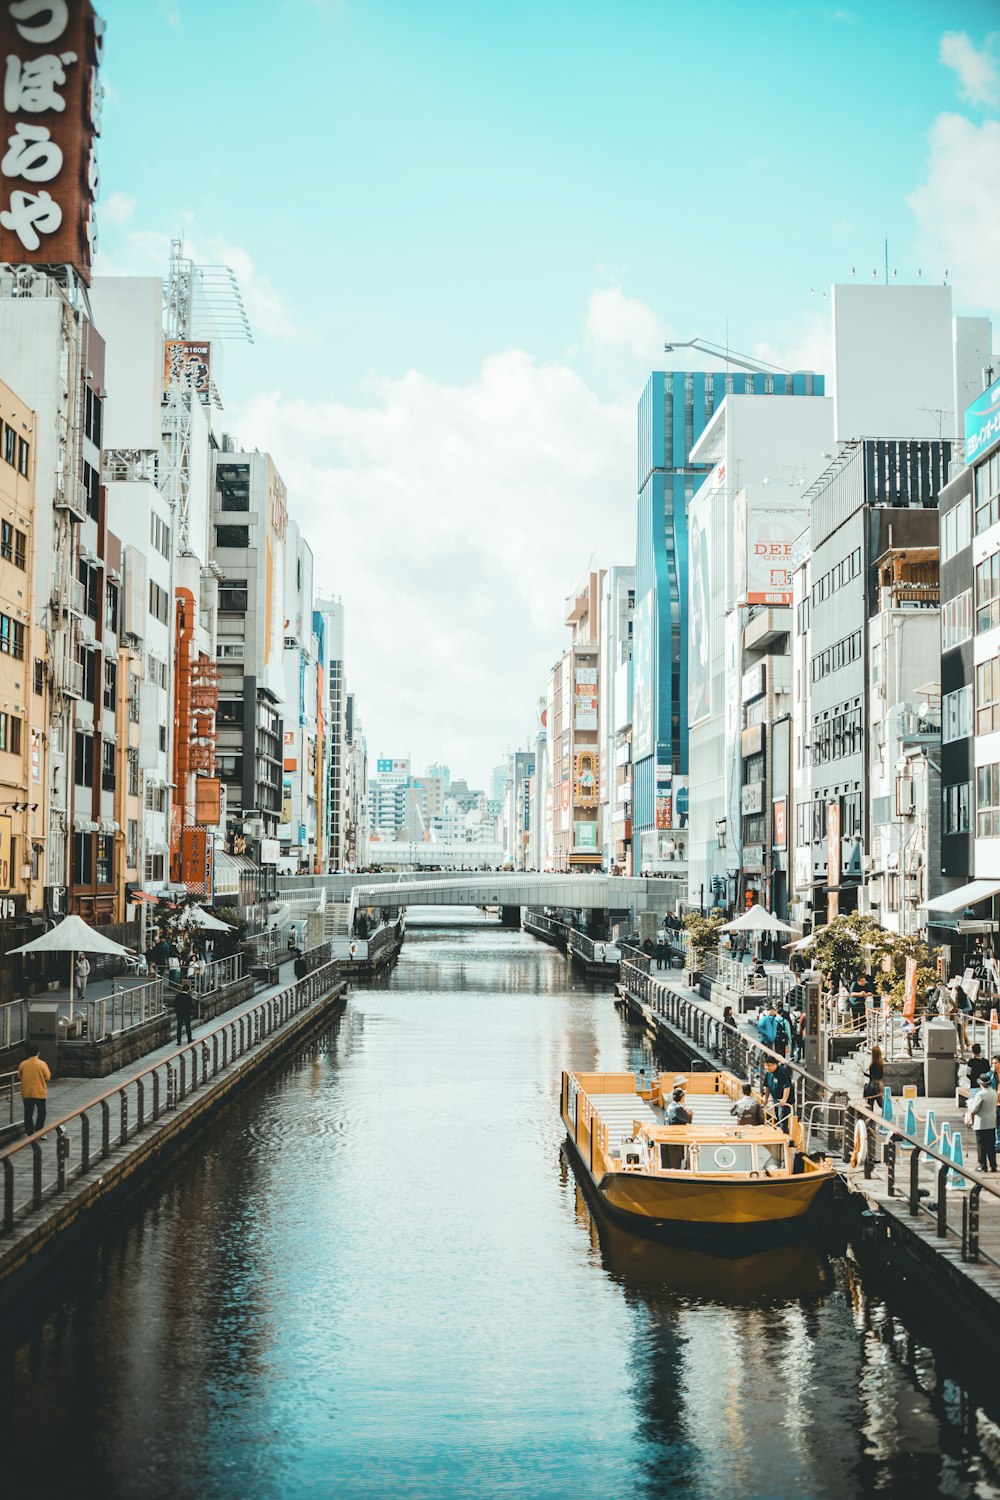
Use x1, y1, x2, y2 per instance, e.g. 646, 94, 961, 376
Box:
620, 960, 1000, 1265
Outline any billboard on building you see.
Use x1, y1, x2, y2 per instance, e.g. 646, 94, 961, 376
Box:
966, 373, 1000, 465
163, 340, 212, 402
654, 764, 672, 830
688, 495, 712, 726
180, 826, 212, 894
734, 497, 803, 607
632, 593, 653, 761
0, 0, 103, 282
773, 797, 787, 849
263, 460, 288, 700
574, 667, 598, 730
573, 821, 598, 849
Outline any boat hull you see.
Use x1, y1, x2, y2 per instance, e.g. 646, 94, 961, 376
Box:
563, 1128, 833, 1246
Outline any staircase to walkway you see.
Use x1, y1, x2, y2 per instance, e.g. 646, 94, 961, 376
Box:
323, 905, 351, 941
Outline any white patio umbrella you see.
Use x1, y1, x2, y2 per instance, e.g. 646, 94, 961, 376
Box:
172, 906, 231, 933
720, 904, 797, 934
784, 933, 816, 952
7, 914, 132, 1006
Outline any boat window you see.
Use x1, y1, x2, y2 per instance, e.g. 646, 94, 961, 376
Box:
694, 1143, 755, 1174
757, 1144, 788, 1174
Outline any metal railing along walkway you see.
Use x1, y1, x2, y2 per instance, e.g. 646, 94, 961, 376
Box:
621, 961, 1000, 1266
1, 961, 341, 1239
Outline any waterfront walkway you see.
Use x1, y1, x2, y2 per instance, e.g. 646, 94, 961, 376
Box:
0, 954, 346, 1295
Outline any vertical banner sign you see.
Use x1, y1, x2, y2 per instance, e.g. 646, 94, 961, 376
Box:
902, 956, 918, 1023
163, 340, 211, 402
0, 1, 104, 281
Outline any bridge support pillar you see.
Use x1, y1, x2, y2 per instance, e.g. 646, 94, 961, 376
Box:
500, 905, 521, 928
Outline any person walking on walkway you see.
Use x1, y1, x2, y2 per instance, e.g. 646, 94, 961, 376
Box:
758, 1002, 791, 1058
18, 1044, 50, 1136
173, 982, 194, 1046
74, 954, 90, 1004
966, 1079, 998, 1172
863, 1045, 885, 1107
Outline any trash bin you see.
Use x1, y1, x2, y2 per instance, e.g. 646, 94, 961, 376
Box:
28, 1001, 62, 1075
923, 1018, 958, 1098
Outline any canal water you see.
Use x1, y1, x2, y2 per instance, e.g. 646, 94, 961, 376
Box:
3, 911, 1000, 1500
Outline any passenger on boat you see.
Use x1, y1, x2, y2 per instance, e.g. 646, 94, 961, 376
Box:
663, 1085, 692, 1169
762, 1057, 793, 1132
730, 1082, 764, 1126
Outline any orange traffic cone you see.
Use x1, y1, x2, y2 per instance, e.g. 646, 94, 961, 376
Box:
991, 1008, 999, 1030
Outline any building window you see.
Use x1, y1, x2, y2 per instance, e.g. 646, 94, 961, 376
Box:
149, 513, 171, 558
74, 731, 94, 788
975, 451, 1000, 535
886, 872, 900, 911
127, 746, 139, 796
942, 495, 971, 561
976, 661, 1000, 736
84, 385, 102, 447
148, 580, 169, 625
128, 673, 141, 722
0, 614, 25, 660
33, 658, 44, 696
17, 436, 28, 477
96, 834, 113, 885
72, 833, 93, 885
144, 852, 164, 882
943, 589, 972, 651
79, 559, 100, 620
977, 764, 1000, 837
3, 424, 15, 466
218, 583, 248, 612
101, 739, 115, 790
106, 581, 118, 632
975, 554, 1000, 635
103, 658, 117, 711
943, 683, 973, 742
215, 525, 250, 550
127, 819, 138, 869
944, 782, 971, 835
0, 712, 21, 754
83, 459, 100, 520
217, 464, 251, 510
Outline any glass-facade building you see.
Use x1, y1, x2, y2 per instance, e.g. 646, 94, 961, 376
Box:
632, 369, 825, 872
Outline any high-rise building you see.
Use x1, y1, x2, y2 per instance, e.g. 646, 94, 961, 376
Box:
632, 368, 825, 876
314, 596, 347, 869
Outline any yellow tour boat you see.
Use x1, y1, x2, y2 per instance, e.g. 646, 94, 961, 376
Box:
560, 1068, 835, 1243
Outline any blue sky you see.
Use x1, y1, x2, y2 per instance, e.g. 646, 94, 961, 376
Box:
94, 0, 1000, 784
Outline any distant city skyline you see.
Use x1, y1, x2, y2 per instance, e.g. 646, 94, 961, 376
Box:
95, 0, 999, 785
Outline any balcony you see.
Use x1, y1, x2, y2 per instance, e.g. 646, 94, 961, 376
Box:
876, 547, 939, 612
53, 474, 87, 522
60, 658, 84, 699
743, 606, 790, 653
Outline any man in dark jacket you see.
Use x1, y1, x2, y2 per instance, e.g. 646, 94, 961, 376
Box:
174, 982, 194, 1045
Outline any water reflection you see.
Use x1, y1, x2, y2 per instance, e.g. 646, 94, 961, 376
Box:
0, 910, 998, 1499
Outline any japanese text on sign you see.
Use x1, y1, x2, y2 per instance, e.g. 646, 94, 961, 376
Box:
0, 0, 103, 280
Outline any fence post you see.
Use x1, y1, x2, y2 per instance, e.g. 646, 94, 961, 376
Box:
2, 1157, 12, 1232
31, 1140, 42, 1209
80, 1112, 90, 1171
136, 1078, 145, 1128
101, 1099, 111, 1157
936, 1161, 949, 1237
120, 1089, 128, 1145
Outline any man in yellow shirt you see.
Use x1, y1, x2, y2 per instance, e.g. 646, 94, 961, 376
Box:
18, 1045, 51, 1135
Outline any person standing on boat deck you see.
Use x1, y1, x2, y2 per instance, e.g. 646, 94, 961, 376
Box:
730, 1083, 764, 1126
663, 1086, 692, 1169
762, 1057, 793, 1132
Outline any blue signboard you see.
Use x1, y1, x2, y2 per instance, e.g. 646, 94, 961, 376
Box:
966, 374, 1000, 465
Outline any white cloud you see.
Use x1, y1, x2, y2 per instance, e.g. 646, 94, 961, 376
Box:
940, 30, 999, 107
908, 112, 1000, 311
753, 310, 832, 379
100, 191, 135, 228
230, 349, 634, 783
585, 285, 667, 362
93, 222, 310, 344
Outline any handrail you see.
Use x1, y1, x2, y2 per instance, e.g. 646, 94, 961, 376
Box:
0, 960, 342, 1237
0, 998, 27, 1050
619, 959, 1000, 1265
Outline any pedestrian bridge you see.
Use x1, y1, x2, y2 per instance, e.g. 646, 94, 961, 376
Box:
277, 870, 686, 922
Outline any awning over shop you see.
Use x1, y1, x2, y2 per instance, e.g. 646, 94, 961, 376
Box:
920, 880, 1000, 914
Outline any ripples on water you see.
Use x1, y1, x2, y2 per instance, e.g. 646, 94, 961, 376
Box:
2, 911, 1000, 1500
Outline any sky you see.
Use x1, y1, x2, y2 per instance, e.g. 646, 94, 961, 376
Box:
93, 0, 1000, 788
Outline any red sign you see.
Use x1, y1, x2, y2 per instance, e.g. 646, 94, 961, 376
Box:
772, 797, 787, 850
902, 956, 918, 1022
0, 0, 103, 282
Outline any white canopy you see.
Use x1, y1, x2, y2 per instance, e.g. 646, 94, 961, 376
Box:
7, 913, 131, 957
784, 933, 816, 952
720, 903, 798, 934
919, 880, 1000, 914
172, 906, 231, 933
